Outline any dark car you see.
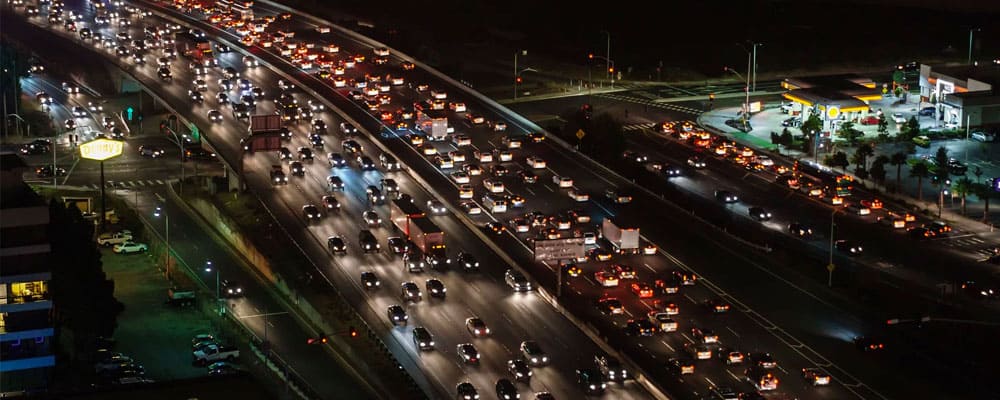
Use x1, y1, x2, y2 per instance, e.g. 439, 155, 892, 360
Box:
748, 206, 772, 221
457, 343, 479, 364
35, 164, 67, 178
520, 340, 548, 366
401, 281, 422, 303
386, 304, 408, 326
327, 235, 347, 254
425, 279, 446, 298
221, 280, 243, 297
576, 368, 606, 394
457, 252, 479, 272
788, 222, 813, 238
360, 271, 380, 289
309, 133, 324, 148
387, 237, 408, 255
715, 189, 739, 203
456, 382, 479, 399
289, 161, 305, 176
834, 240, 864, 256
328, 152, 347, 168
298, 147, 314, 162
302, 204, 321, 221
854, 336, 885, 352
185, 147, 216, 161
747, 352, 777, 369
412, 327, 434, 351
594, 354, 627, 382
507, 359, 532, 382
495, 379, 519, 400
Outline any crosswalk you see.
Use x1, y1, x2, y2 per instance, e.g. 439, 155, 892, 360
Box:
595, 93, 704, 116
84, 179, 168, 190
936, 234, 1000, 259
623, 122, 660, 132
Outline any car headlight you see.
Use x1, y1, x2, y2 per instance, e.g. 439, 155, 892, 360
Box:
419, 342, 425, 346
531, 357, 537, 363
542, 356, 548, 362
590, 384, 596, 389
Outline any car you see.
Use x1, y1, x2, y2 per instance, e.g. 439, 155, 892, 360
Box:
387, 237, 408, 255
386, 305, 408, 325
457, 343, 479, 364
64, 119, 76, 130
667, 357, 695, 375
465, 317, 490, 337
835, 240, 863, 256
456, 382, 479, 399
411, 327, 434, 351
504, 358, 533, 383
626, 318, 658, 336
653, 277, 681, 295
288, 161, 305, 177
112, 241, 148, 254
671, 270, 697, 286
853, 335, 885, 352
747, 207, 772, 221
505, 269, 532, 291
360, 271, 380, 289
971, 131, 996, 142
327, 235, 347, 254
924, 221, 952, 236
781, 117, 801, 127
342, 139, 362, 154
485, 221, 506, 235
746, 366, 779, 391
687, 156, 707, 168
210, 277, 242, 297
596, 297, 624, 315
298, 147, 315, 163
588, 247, 612, 261
71, 106, 87, 118
426, 279, 446, 298
859, 115, 880, 125
908, 226, 937, 239
788, 222, 813, 238
892, 113, 906, 124
594, 354, 627, 382
628, 282, 654, 298
717, 347, 745, 364
326, 175, 345, 191
328, 153, 347, 168
704, 298, 731, 313
362, 210, 381, 227
519, 340, 548, 366
576, 368, 606, 394
715, 190, 738, 203
516, 170, 538, 184
594, 271, 619, 287
608, 264, 636, 279
947, 158, 968, 175
747, 352, 777, 369
495, 378, 519, 399
401, 281, 422, 302
35, 165, 67, 178
302, 204, 322, 221
684, 342, 713, 359
427, 200, 446, 214
605, 189, 633, 204
802, 367, 831, 386
691, 326, 719, 343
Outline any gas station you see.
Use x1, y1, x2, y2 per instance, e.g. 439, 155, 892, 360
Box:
780, 74, 884, 132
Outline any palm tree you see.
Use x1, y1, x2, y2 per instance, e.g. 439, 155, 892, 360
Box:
952, 177, 974, 215
890, 152, 907, 192
910, 161, 930, 202
972, 183, 994, 222
855, 143, 874, 169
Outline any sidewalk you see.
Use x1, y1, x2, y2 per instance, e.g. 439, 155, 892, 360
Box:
697, 104, 1000, 260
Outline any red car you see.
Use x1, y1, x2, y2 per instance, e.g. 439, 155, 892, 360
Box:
860, 115, 879, 125
631, 283, 654, 298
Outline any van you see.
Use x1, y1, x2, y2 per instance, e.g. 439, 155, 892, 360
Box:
971, 131, 995, 142
912, 135, 931, 148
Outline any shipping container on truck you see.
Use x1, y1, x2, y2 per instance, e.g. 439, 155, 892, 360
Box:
390, 198, 425, 234
601, 217, 640, 254
389, 198, 445, 256
242, 115, 283, 153
413, 103, 450, 141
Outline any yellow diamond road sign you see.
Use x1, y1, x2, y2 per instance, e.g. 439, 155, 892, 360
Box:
79, 138, 124, 161
575, 129, 586, 140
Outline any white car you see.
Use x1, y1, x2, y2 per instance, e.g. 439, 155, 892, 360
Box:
113, 241, 148, 254
569, 188, 589, 202
452, 135, 471, 147
460, 201, 482, 215
450, 171, 470, 184
448, 150, 466, 163
892, 113, 906, 125
553, 176, 573, 188
458, 184, 474, 199
526, 156, 547, 169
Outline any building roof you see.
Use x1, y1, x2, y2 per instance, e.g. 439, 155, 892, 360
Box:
782, 74, 882, 111
931, 64, 1000, 88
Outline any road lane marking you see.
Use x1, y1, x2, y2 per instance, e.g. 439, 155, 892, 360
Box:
593, 201, 614, 218
680, 332, 694, 344
659, 339, 674, 352
704, 377, 717, 388
642, 263, 656, 273
726, 369, 741, 382
726, 326, 740, 338
683, 293, 697, 304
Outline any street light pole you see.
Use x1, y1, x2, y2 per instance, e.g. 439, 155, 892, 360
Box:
828, 207, 840, 287
749, 42, 762, 92
155, 206, 171, 279
205, 260, 221, 315
600, 31, 611, 82
968, 28, 981, 65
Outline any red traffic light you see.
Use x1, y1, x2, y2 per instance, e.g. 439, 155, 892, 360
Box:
349, 326, 358, 338
608, 67, 614, 73
307, 334, 329, 344
588, 53, 594, 59
516, 76, 523, 83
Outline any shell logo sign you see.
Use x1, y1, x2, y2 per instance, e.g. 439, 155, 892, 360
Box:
79, 138, 124, 161
826, 106, 840, 120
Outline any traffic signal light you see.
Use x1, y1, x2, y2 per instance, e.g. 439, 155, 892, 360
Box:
708, 93, 715, 101
588, 53, 594, 60
608, 67, 614, 74
515, 76, 523, 84
349, 326, 358, 338
307, 334, 328, 345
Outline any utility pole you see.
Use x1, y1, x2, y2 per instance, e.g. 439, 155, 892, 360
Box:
751, 42, 762, 92
968, 28, 981, 65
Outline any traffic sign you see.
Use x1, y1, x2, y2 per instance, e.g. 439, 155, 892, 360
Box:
827, 263, 836, 272
126, 107, 134, 121
575, 129, 586, 140
189, 122, 200, 141
79, 138, 124, 161
533, 237, 585, 262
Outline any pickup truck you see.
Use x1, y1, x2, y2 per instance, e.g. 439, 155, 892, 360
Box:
192, 344, 239, 365
97, 230, 133, 246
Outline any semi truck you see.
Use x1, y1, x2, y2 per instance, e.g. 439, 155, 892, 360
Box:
414, 106, 450, 141
601, 217, 640, 254
182, 39, 215, 67
389, 199, 447, 262
242, 115, 283, 153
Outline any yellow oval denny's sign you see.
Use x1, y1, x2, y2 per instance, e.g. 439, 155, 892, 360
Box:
79, 138, 124, 161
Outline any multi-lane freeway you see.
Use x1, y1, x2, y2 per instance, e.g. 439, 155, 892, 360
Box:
9, 0, 998, 399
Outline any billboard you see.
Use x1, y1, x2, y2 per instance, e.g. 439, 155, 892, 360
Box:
79, 138, 124, 161
533, 237, 585, 262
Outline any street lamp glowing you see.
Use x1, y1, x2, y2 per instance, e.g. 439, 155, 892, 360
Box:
205, 260, 213, 273
154, 207, 162, 218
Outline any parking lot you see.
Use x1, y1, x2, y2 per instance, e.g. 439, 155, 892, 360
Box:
101, 248, 223, 382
